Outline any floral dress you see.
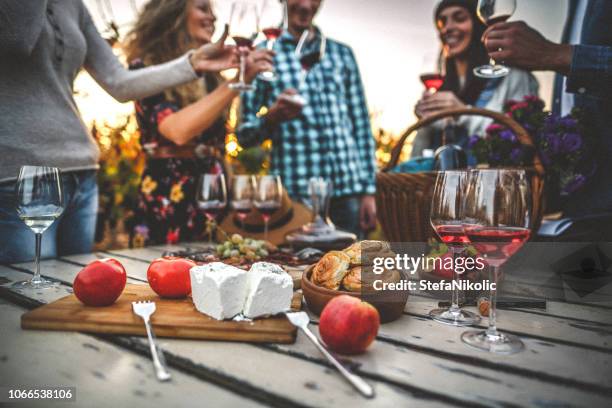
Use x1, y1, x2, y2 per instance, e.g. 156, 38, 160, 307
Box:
130, 66, 226, 247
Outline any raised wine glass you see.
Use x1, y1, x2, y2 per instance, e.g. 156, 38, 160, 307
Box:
258, 0, 287, 81
254, 175, 283, 241
461, 169, 531, 354
230, 175, 255, 230
289, 29, 326, 105
429, 171, 481, 326
474, 0, 517, 78
197, 174, 228, 243
420, 51, 446, 94
13, 166, 64, 289
228, 1, 259, 92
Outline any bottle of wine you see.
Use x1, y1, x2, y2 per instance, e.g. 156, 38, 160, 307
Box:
434, 121, 467, 171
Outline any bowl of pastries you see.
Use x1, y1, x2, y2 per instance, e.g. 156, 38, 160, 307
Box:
302, 241, 409, 323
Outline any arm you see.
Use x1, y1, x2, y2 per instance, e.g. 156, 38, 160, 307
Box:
160, 49, 274, 146
345, 48, 377, 195
566, 45, 612, 98
0, 0, 47, 57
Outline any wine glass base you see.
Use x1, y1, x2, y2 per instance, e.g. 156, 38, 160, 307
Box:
259, 71, 278, 82
461, 329, 524, 354
229, 83, 255, 92
12, 277, 59, 290
429, 308, 481, 326
473, 65, 510, 79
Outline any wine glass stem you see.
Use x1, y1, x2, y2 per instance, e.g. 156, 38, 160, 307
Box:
239, 52, 247, 85
264, 219, 269, 241
298, 69, 307, 91
489, 57, 497, 68
450, 248, 461, 313
33, 232, 42, 283
486, 265, 499, 337
267, 39, 276, 51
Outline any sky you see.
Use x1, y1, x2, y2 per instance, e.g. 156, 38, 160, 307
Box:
81, 0, 568, 135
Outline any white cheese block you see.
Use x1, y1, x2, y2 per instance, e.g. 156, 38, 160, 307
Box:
190, 262, 247, 320
243, 262, 294, 319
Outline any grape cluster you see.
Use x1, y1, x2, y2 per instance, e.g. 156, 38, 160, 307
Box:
216, 234, 270, 263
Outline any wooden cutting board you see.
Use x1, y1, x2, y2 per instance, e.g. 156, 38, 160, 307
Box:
21, 284, 302, 344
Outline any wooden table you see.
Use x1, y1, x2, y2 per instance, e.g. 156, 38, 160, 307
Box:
1, 242, 611, 408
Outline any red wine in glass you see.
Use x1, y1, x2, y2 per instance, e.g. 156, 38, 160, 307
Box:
232, 201, 252, 219
435, 224, 469, 248
483, 14, 511, 25
300, 51, 321, 71
255, 202, 281, 220
233, 36, 254, 50
263, 27, 282, 41
199, 201, 226, 221
420, 73, 445, 92
464, 225, 530, 267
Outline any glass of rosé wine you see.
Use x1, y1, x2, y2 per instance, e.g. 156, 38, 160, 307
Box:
258, 0, 287, 81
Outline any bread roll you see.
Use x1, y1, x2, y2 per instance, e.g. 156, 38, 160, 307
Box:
312, 251, 350, 290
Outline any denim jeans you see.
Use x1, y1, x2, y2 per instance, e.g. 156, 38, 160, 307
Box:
329, 195, 364, 239
0, 170, 98, 263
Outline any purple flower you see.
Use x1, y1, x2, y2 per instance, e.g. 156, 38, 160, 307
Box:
468, 135, 480, 148
134, 224, 150, 240
562, 132, 582, 152
499, 129, 518, 143
562, 174, 587, 195
545, 133, 561, 154
559, 116, 578, 129
510, 148, 522, 163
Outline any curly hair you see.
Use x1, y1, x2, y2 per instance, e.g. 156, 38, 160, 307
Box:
123, 0, 207, 106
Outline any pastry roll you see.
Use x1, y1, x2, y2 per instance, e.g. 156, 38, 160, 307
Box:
342, 266, 362, 292
343, 266, 402, 292
343, 240, 394, 265
312, 251, 350, 290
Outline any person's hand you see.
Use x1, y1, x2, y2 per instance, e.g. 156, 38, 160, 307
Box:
360, 195, 377, 232
243, 49, 275, 83
482, 21, 572, 75
264, 89, 304, 127
414, 91, 465, 119
189, 24, 239, 74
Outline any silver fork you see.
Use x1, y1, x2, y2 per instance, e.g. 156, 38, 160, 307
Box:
132, 301, 171, 382
285, 311, 374, 398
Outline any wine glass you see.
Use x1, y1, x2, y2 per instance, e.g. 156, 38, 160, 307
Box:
196, 174, 228, 243
228, 1, 259, 92
428, 171, 481, 326
461, 169, 531, 354
13, 166, 64, 289
474, 0, 517, 78
258, 0, 287, 81
289, 29, 326, 105
230, 175, 255, 230
420, 51, 446, 94
254, 175, 283, 241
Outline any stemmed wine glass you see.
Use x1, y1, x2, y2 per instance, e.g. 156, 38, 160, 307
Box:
289, 29, 326, 105
254, 175, 283, 241
196, 174, 228, 243
461, 169, 531, 354
13, 166, 64, 289
420, 51, 446, 94
258, 0, 287, 81
429, 171, 481, 326
474, 0, 517, 78
228, 1, 259, 92
230, 175, 255, 230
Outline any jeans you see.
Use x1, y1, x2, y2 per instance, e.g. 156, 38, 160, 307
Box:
329, 195, 364, 239
0, 170, 98, 264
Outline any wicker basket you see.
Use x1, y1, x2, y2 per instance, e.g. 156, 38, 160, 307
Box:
376, 107, 545, 242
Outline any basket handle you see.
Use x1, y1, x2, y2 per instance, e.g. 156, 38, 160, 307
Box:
382, 107, 545, 176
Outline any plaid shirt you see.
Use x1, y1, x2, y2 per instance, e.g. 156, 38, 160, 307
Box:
237, 28, 376, 199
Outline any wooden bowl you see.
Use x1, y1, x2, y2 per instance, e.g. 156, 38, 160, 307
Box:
301, 265, 409, 323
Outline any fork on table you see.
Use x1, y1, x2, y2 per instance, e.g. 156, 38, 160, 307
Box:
132, 301, 172, 382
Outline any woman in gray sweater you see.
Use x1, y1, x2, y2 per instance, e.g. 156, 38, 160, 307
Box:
0, 0, 251, 263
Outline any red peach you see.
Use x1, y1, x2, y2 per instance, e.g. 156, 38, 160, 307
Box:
319, 295, 380, 355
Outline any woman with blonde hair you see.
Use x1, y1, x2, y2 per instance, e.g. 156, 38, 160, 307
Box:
125, 0, 273, 246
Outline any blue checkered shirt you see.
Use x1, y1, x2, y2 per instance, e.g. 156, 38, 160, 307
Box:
237, 28, 377, 199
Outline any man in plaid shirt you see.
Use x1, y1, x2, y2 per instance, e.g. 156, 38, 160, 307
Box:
237, 0, 377, 237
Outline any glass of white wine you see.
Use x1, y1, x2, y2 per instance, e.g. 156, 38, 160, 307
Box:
13, 166, 64, 289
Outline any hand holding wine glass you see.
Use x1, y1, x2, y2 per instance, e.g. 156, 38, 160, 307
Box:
13, 166, 64, 289
461, 169, 531, 354
228, 1, 259, 92
289, 29, 326, 106
197, 174, 228, 243
254, 175, 283, 241
474, 0, 517, 78
428, 171, 481, 326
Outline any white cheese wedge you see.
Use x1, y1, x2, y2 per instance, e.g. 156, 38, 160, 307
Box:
243, 262, 294, 319
190, 262, 247, 320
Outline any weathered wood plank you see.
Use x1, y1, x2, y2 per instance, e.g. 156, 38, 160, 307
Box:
0, 300, 265, 408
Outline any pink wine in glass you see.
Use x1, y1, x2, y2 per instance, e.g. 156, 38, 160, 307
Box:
483, 14, 511, 26
420, 73, 445, 92
300, 52, 321, 71
435, 224, 469, 248
464, 226, 530, 267
233, 36, 254, 50
262, 27, 282, 41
